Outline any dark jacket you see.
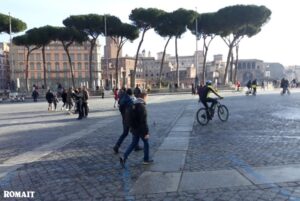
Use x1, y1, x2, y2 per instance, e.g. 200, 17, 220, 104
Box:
46, 91, 54, 103
82, 89, 89, 103
61, 91, 67, 103
119, 94, 134, 114
130, 98, 149, 137
133, 87, 141, 98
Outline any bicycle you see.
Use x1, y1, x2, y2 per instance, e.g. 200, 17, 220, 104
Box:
196, 98, 229, 125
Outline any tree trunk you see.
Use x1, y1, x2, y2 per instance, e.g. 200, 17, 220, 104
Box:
88, 39, 96, 89
25, 48, 30, 92
234, 45, 239, 84
222, 44, 234, 85
42, 46, 47, 89
132, 28, 147, 88
175, 37, 179, 86
229, 52, 234, 82
202, 44, 208, 83
115, 45, 122, 89
158, 36, 171, 89
64, 46, 75, 88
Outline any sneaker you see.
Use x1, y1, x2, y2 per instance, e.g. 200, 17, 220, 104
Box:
134, 146, 143, 152
113, 146, 119, 154
143, 159, 154, 165
120, 157, 126, 168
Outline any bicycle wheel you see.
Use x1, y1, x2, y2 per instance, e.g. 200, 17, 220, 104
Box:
196, 108, 209, 125
217, 105, 229, 122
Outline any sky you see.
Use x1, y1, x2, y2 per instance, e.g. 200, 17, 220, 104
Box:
1, 0, 299, 66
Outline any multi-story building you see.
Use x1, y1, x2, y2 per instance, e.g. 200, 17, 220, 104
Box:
205, 54, 226, 85
168, 50, 204, 79
10, 41, 102, 91
0, 43, 10, 90
236, 59, 265, 85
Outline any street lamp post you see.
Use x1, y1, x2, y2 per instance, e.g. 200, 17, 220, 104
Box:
104, 15, 109, 90
194, 7, 199, 87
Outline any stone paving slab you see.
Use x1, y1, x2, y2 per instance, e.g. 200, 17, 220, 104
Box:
130, 172, 181, 194
179, 170, 252, 191
240, 164, 300, 184
158, 137, 189, 151
171, 125, 193, 132
168, 131, 190, 137
150, 150, 186, 172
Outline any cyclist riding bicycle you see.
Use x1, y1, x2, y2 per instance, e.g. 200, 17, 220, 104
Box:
198, 80, 223, 119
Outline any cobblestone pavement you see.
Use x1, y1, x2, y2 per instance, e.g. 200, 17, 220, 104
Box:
1, 91, 300, 200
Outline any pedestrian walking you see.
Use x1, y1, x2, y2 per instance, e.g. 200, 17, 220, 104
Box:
134, 84, 141, 98
52, 93, 59, 111
82, 86, 89, 117
66, 87, 74, 112
74, 87, 84, 119
32, 89, 39, 102
46, 89, 54, 111
113, 87, 119, 108
120, 92, 153, 168
113, 88, 142, 154
99, 85, 104, 99
61, 89, 67, 110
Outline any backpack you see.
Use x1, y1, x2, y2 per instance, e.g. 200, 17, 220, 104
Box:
124, 104, 139, 129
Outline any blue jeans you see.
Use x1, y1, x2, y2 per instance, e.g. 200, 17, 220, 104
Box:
124, 135, 149, 161
116, 124, 130, 147
115, 115, 140, 148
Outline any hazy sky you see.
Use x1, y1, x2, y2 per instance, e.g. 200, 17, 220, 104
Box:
1, 0, 299, 66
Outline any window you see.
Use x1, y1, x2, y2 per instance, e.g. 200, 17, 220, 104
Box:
37, 72, 41, 79
85, 63, 88, 70
84, 54, 89, 61
18, 53, 24, 61
30, 62, 34, 70
36, 63, 41, 70
55, 53, 59, 61
29, 54, 34, 61
247, 63, 251, 69
77, 63, 82, 70
70, 54, 74, 61
63, 54, 68, 61
55, 63, 60, 71
47, 63, 51, 71
77, 53, 82, 61
63, 62, 68, 70
36, 53, 41, 61
46, 53, 51, 61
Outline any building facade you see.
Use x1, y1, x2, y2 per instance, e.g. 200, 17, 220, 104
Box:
0, 43, 10, 90
10, 41, 101, 91
236, 59, 265, 85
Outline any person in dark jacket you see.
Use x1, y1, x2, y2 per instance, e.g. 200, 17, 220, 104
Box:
73, 87, 84, 119
46, 89, 54, 111
61, 89, 67, 110
120, 92, 153, 168
82, 86, 89, 117
32, 89, 39, 102
133, 84, 141, 98
113, 88, 141, 154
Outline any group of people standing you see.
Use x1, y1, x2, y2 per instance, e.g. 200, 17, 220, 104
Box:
45, 86, 89, 120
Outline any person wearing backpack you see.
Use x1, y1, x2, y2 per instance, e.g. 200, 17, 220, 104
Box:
120, 92, 153, 168
113, 88, 142, 154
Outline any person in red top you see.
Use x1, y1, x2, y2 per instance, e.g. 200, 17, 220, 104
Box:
236, 80, 241, 91
113, 87, 119, 108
